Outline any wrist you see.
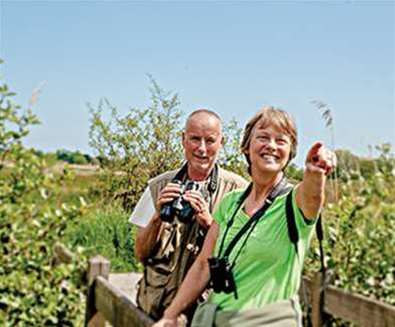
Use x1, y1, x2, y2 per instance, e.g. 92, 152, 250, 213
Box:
203, 213, 213, 228
152, 211, 162, 223
163, 307, 178, 320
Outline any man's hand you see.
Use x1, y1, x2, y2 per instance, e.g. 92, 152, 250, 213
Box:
183, 190, 213, 229
305, 142, 337, 176
156, 182, 182, 212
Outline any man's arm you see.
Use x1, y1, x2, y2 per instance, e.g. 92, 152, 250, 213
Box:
133, 182, 182, 263
296, 142, 337, 219
135, 212, 163, 263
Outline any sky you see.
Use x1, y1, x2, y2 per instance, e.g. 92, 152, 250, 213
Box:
0, 0, 394, 166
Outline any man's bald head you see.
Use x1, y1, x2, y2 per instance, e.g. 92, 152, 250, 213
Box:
184, 109, 222, 132
182, 109, 223, 180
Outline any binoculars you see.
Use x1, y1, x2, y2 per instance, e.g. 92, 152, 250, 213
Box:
160, 180, 201, 224
208, 257, 237, 297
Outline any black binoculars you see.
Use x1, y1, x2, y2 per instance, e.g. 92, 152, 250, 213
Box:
160, 180, 201, 224
208, 257, 237, 298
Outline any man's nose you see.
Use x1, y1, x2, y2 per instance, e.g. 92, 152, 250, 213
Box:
198, 140, 207, 153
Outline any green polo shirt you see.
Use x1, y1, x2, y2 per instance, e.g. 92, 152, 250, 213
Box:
209, 188, 316, 311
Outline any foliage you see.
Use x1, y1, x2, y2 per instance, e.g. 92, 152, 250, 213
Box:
304, 144, 395, 308
55, 149, 96, 165
88, 78, 184, 212
64, 205, 141, 273
88, 78, 248, 212
0, 72, 86, 325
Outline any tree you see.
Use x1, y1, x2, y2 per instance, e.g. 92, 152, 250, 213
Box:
88, 78, 248, 211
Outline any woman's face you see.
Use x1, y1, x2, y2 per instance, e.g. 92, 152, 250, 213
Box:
246, 121, 292, 176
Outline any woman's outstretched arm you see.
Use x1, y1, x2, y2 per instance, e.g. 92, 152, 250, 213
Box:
296, 142, 337, 219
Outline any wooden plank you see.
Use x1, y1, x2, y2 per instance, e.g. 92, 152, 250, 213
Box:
109, 272, 142, 304
324, 285, 395, 327
85, 256, 111, 327
301, 276, 395, 327
95, 276, 154, 327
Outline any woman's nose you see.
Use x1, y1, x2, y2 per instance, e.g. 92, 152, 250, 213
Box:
265, 138, 276, 150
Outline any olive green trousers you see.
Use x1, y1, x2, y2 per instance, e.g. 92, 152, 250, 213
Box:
191, 297, 302, 327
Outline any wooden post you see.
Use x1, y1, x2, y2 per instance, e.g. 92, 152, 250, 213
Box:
311, 272, 323, 327
85, 255, 110, 327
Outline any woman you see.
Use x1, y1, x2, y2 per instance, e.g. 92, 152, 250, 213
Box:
153, 106, 337, 327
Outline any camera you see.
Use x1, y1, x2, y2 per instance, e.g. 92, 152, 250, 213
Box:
208, 257, 237, 298
160, 180, 201, 223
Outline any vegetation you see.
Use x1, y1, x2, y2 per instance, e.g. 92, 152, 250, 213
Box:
55, 149, 97, 165
0, 68, 87, 325
306, 144, 395, 303
64, 205, 140, 273
88, 78, 250, 214
1, 65, 393, 325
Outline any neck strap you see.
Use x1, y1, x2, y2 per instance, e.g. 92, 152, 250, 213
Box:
218, 177, 291, 259
172, 162, 218, 194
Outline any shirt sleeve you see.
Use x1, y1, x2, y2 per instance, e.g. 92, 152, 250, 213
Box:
129, 186, 156, 228
213, 191, 239, 226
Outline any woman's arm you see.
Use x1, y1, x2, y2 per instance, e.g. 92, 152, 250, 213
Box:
296, 142, 337, 219
153, 222, 220, 327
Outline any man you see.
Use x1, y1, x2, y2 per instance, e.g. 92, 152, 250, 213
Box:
129, 109, 247, 322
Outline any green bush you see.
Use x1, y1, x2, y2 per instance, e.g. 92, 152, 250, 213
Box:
0, 64, 86, 326
304, 145, 395, 306
88, 78, 249, 213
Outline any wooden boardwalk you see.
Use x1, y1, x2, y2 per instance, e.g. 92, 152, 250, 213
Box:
108, 272, 141, 305
53, 243, 395, 327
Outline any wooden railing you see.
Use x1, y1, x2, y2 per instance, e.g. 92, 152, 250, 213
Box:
302, 274, 395, 327
54, 243, 395, 327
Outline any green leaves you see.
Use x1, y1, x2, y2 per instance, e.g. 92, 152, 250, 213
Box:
304, 144, 395, 308
0, 64, 86, 325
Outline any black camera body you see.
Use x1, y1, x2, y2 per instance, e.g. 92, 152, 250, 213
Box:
208, 257, 237, 296
160, 180, 201, 223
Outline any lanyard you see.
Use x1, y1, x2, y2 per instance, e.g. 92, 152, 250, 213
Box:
217, 178, 290, 263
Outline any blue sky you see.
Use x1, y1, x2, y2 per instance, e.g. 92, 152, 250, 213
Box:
1, 1, 394, 166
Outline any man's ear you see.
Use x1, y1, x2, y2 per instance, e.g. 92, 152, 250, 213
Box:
182, 132, 186, 145
220, 135, 225, 146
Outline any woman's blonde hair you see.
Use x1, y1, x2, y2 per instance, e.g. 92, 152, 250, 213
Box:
240, 106, 298, 173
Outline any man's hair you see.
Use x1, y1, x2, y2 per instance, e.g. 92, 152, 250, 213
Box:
185, 109, 222, 130
240, 106, 298, 174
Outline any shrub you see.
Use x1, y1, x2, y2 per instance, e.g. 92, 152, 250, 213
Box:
0, 64, 86, 326
88, 78, 248, 212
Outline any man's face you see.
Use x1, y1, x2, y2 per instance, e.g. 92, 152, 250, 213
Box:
182, 113, 223, 179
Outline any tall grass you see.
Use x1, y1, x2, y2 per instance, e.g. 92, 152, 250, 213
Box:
63, 205, 141, 273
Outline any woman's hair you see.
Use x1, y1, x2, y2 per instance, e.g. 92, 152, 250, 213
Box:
240, 106, 298, 174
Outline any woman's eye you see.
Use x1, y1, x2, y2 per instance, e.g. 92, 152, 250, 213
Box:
257, 135, 268, 140
277, 139, 287, 145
